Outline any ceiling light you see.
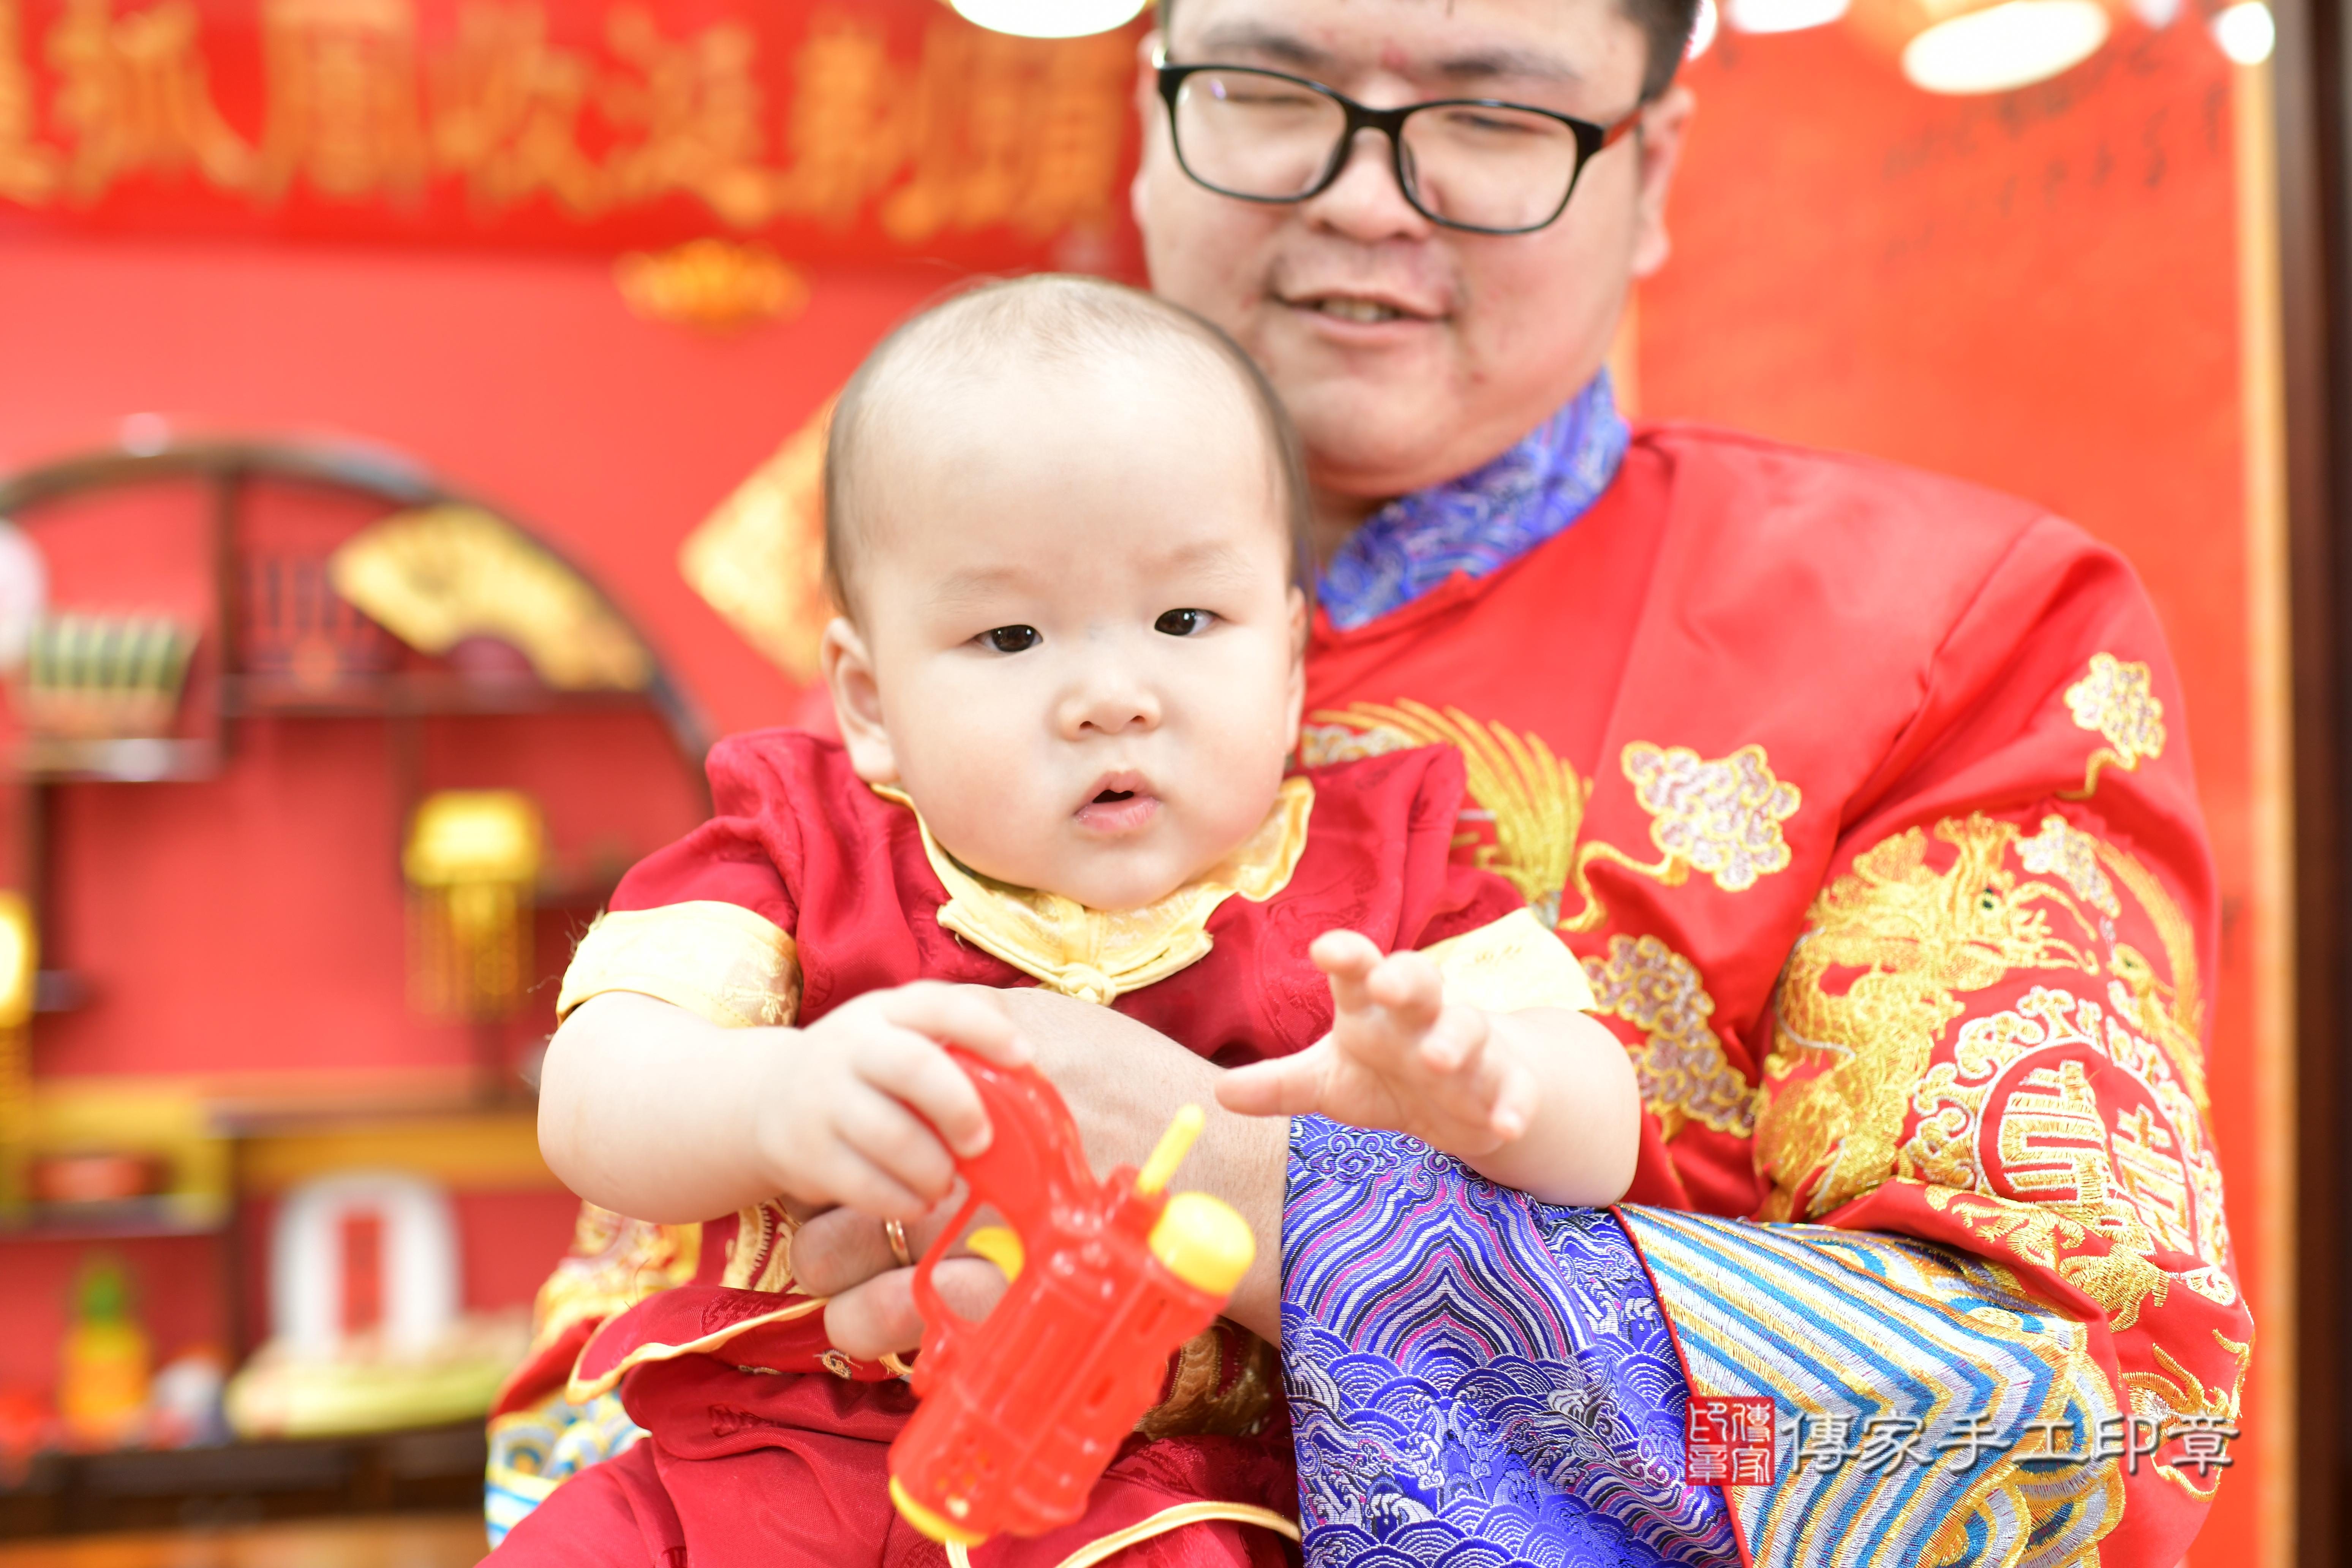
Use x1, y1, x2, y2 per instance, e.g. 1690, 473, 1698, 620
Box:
1688, 0, 1723, 55
948, 0, 1150, 37
2211, 0, 2275, 62
1900, 0, 2111, 93
1727, 0, 1851, 33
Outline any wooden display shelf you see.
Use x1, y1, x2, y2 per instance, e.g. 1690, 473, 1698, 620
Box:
218, 672, 653, 721
0, 1198, 228, 1243
0, 1423, 489, 1539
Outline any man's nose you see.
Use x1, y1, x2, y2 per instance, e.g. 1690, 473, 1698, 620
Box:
1057, 661, 1162, 737
1302, 126, 1433, 243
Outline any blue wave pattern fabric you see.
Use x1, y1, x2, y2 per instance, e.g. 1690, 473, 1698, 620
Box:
1281, 1116, 1740, 1568
1316, 372, 1630, 631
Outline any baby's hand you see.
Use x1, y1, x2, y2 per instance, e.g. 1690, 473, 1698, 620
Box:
1215, 930, 1537, 1158
754, 981, 1030, 1220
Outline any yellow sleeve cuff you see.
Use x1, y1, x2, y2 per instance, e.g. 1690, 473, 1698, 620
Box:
1420, 906, 1595, 1015
556, 901, 801, 1028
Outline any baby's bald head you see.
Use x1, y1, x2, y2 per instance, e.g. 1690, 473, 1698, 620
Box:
822, 274, 1310, 618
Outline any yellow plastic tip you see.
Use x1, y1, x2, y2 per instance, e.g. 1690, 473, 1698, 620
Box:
890, 1476, 987, 1547
1147, 1191, 1255, 1297
1135, 1104, 1205, 1197
964, 1225, 1024, 1283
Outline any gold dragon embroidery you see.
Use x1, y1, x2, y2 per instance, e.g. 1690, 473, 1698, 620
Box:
1761, 815, 2100, 1222
2124, 1332, 2251, 1502
1304, 700, 1589, 927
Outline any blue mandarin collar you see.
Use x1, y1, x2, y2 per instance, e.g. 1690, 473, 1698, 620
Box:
1316, 371, 1630, 632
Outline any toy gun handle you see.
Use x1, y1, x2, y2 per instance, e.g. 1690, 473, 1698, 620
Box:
888, 1051, 1253, 1545
904, 1050, 1099, 1389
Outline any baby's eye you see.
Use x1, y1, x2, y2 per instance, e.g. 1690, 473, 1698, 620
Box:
981, 625, 1041, 653
1154, 608, 1216, 637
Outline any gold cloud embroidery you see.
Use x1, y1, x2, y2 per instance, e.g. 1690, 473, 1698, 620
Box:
2063, 653, 2166, 798
1305, 705, 1800, 934
1613, 743, 1801, 893
1582, 934, 1755, 1140
2016, 814, 2120, 918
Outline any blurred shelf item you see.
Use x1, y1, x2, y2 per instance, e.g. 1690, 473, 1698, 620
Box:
10, 738, 218, 784
0, 1422, 490, 1539
32, 972, 87, 1015
0, 1086, 230, 1243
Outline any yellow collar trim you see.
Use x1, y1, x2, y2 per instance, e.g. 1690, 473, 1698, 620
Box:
873, 777, 1315, 1005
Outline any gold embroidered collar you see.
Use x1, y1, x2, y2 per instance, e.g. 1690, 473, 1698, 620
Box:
872, 778, 1314, 1006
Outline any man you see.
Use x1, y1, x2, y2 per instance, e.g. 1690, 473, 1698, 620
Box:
511, 2, 2248, 1563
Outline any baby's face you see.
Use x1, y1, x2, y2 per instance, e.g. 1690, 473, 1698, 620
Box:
824, 352, 1306, 912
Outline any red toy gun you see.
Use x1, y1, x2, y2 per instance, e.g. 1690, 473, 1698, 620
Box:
887, 1050, 1254, 1547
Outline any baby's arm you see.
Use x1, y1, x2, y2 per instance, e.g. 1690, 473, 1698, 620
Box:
1214, 930, 1638, 1206
539, 982, 1029, 1225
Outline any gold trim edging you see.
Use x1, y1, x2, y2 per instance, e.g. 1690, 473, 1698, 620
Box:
941, 1502, 1302, 1568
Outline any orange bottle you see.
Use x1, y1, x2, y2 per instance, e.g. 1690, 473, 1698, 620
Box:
887, 1052, 1253, 1547
59, 1257, 150, 1450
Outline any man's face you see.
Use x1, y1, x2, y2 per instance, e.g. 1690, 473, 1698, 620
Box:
1134, 0, 1690, 504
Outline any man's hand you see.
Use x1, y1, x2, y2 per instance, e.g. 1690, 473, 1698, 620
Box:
1216, 930, 1536, 1159
753, 982, 1031, 1219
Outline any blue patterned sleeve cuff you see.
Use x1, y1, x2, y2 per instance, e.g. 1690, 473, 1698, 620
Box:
1280, 1116, 1741, 1568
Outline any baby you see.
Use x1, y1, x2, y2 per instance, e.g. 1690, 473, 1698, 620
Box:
498, 276, 1638, 1568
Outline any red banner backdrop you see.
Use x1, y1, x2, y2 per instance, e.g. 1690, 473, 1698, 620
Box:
0, 0, 1145, 269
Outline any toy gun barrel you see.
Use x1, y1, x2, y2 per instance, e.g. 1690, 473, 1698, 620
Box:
888, 1061, 1253, 1545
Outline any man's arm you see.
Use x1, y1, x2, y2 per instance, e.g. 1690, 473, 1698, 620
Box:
794, 988, 1292, 1347
1280, 521, 2248, 1568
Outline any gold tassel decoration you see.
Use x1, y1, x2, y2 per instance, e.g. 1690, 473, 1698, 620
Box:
0, 891, 38, 1216
404, 792, 543, 1021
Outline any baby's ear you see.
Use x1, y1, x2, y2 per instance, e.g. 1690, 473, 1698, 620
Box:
820, 617, 899, 783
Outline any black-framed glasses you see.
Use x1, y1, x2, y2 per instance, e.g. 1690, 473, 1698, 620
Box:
1155, 57, 1641, 236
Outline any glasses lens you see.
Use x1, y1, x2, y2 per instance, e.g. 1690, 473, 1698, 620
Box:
1398, 103, 1583, 232
1171, 69, 1347, 201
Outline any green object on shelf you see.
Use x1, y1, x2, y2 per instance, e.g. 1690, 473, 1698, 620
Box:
60, 1253, 152, 1447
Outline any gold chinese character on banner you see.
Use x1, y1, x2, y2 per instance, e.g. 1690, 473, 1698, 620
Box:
0, 0, 56, 201
0, 0, 1142, 249
44, 0, 251, 198
597, 5, 772, 227
883, 21, 1128, 243
430, 0, 602, 214
258, 0, 428, 200
769, 10, 904, 227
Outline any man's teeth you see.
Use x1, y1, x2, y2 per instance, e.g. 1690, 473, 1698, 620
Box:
1313, 298, 1403, 323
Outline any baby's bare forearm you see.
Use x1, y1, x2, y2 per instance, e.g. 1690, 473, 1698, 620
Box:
537, 991, 789, 1223
1463, 1008, 1641, 1206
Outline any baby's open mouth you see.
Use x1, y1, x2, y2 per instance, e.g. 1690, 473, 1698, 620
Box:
1076, 774, 1157, 834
